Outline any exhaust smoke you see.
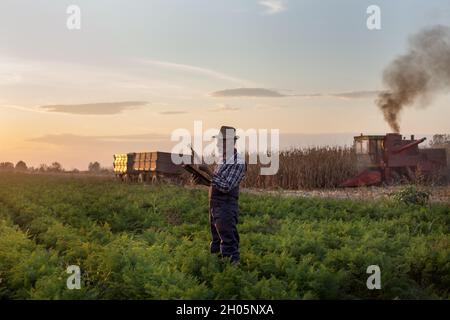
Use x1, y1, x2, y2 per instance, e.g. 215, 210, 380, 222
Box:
376, 25, 450, 132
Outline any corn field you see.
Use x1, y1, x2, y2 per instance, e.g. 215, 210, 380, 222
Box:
242, 146, 357, 189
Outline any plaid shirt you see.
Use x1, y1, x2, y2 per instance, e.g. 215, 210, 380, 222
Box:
212, 151, 246, 193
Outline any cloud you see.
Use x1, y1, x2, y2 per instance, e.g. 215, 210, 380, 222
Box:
294, 90, 381, 99
1, 105, 47, 113
211, 88, 381, 99
140, 59, 251, 86
211, 88, 286, 98
158, 110, 188, 115
329, 90, 381, 99
40, 101, 148, 115
210, 104, 241, 112
0, 55, 201, 102
259, 0, 286, 15
29, 133, 167, 146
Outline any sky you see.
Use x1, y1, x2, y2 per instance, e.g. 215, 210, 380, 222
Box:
1, 0, 450, 169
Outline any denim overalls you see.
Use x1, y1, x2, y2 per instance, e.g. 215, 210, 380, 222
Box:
208, 156, 241, 263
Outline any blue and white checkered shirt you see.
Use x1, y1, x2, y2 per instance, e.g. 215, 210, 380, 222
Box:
212, 151, 246, 193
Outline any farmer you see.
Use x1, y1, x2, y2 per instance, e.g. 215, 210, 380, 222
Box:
199, 126, 246, 264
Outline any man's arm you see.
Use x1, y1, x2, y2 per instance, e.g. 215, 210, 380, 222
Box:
198, 164, 213, 178
211, 164, 246, 193
183, 164, 212, 186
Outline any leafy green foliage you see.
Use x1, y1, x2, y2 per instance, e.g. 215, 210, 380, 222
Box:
0, 173, 448, 299
391, 185, 431, 206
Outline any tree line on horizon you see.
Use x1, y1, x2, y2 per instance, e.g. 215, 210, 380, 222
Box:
0, 161, 112, 174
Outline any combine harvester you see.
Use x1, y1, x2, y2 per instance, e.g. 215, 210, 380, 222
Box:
340, 133, 448, 187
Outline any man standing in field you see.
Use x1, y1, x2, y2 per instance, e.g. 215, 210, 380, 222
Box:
199, 126, 246, 264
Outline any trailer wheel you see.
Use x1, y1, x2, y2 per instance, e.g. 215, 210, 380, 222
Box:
138, 173, 145, 184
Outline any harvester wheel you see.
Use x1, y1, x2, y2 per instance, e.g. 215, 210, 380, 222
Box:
406, 166, 417, 182
390, 171, 402, 185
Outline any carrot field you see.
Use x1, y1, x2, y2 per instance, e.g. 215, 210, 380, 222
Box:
0, 173, 448, 299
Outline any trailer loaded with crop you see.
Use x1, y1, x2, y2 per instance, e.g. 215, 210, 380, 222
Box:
113, 151, 191, 183
340, 133, 448, 187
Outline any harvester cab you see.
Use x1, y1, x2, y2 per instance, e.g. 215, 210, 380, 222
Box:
354, 134, 384, 172
340, 134, 386, 187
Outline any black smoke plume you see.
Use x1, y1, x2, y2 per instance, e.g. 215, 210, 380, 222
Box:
377, 25, 450, 132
